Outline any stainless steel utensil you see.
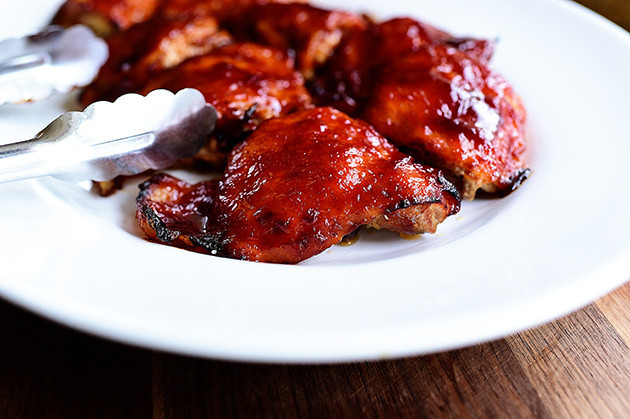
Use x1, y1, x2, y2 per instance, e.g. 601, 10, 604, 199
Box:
0, 89, 216, 183
0, 25, 108, 104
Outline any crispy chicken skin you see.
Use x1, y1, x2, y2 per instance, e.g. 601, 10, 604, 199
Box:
222, 2, 368, 79
361, 45, 529, 199
137, 107, 460, 263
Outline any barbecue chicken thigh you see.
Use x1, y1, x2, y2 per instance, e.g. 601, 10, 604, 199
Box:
361, 44, 529, 199
137, 108, 460, 263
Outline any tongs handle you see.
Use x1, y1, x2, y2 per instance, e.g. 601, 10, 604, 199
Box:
0, 127, 76, 183
0, 52, 50, 75
0, 114, 153, 183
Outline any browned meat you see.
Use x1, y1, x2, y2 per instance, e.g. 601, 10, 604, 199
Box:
137, 107, 460, 263
222, 2, 368, 78
361, 44, 528, 199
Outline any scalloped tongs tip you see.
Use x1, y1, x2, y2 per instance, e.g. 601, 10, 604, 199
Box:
0, 89, 217, 184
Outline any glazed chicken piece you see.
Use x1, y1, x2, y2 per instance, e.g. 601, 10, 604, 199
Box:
222, 2, 368, 78
138, 42, 313, 167
52, 0, 161, 37
307, 16, 527, 198
362, 44, 529, 199
136, 107, 460, 264
80, 13, 234, 106
308, 17, 494, 115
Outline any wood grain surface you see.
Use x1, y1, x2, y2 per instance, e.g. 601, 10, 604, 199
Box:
1, 282, 629, 417
1, 1, 629, 418
575, 0, 630, 29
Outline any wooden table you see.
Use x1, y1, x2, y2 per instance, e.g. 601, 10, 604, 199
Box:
0, 281, 628, 417
1, 1, 629, 417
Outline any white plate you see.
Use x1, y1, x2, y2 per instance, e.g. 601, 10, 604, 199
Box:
0, 0, 629, 363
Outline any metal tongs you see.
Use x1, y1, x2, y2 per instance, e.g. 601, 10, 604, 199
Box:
0, 25, 108, 104
0, 89, 217, 183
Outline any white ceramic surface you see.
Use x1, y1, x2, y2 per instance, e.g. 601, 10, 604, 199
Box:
0, 0, 628, 363
0, 25, 107, 104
